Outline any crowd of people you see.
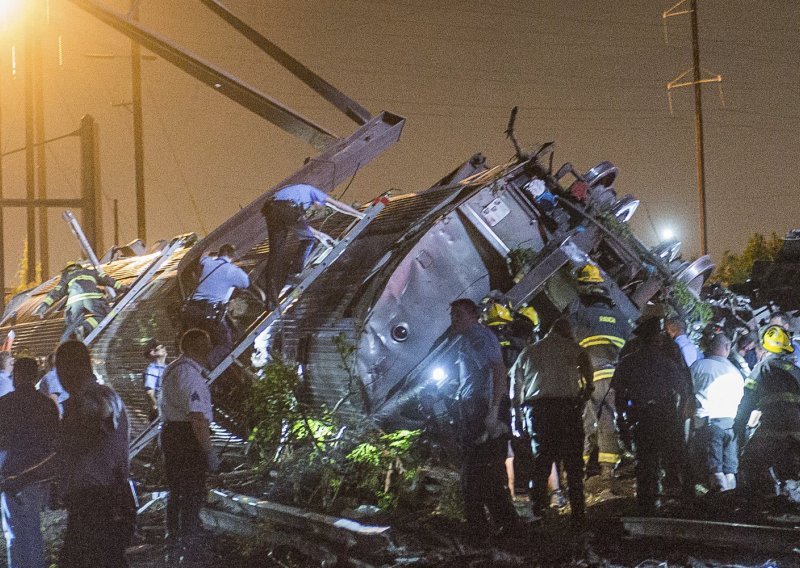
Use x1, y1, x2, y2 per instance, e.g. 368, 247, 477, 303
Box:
0, 326, 217, 567
444, 264, 800, 536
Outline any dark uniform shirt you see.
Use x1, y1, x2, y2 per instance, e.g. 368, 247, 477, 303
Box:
612, 340, 692, 406
0, 385, 58, 478
735, 353, 800, 435
569, 296, 632, 382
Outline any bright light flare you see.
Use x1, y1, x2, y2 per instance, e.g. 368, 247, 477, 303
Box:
661, 228, 675, 241
430, 367, 447, 386
0, 0, 26, 32
0, 0, 24, 20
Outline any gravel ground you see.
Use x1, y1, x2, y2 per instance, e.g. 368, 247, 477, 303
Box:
1, 467, 796, 567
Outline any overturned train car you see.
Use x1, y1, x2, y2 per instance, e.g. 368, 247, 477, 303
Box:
0, 147, 712, 444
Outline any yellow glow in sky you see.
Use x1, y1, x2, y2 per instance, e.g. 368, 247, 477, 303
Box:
0, 0, 25, 23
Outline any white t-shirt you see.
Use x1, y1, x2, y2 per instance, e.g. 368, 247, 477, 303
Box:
691, 355, 744, 420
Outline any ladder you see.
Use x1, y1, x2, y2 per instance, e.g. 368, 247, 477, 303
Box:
83, 235, 192, 346
129, 197, 388, 459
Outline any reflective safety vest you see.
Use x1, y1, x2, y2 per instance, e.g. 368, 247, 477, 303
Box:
40, 266, 124, 309
570, 300, 632, 382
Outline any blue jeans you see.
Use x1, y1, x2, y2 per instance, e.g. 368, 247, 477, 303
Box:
2, 482, 49, 568
697, 418, 738, 474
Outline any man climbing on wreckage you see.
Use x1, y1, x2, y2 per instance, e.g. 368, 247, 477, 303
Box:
260, 183, 364, 309
567, 264, 632, 483
34, 261, 127, 342
734, 325, 800, 494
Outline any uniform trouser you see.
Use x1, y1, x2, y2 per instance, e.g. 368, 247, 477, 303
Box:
61, 300, 108, 342
263, 201, 315, 305
2, 483, 48, 568
161, 422, 207, 540
180, 301, 233, 368
583, 377, 620, 465
695, 418, 738, 475
630, 401, 685, 509
461, 437, 518, 531
59, 486, 135, 568
524, 399, 585, 515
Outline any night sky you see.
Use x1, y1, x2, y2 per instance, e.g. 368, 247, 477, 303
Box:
0, 0, 797, 279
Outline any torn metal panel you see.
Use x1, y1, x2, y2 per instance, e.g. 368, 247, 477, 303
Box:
622, 516, 800, 552
208, 489, 393, 550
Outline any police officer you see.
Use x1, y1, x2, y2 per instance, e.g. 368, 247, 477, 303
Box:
261, 183, 364, 308
510, 318, 593, 523
448, 298, 519, 536
34, 261, 127, 342
181, 244, 249, 366
734, 325, 800, 493
568, 264, 632, 478
159, 329, 217, 561
611, 321, 692, 514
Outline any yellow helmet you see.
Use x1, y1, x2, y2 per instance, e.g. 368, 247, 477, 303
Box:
518, 306, 540, 328
577, 264, 604, 284
762, 325, 794, 354
485, 302, 513, 326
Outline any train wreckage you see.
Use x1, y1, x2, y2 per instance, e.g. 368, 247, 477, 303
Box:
0, 0, 721, 456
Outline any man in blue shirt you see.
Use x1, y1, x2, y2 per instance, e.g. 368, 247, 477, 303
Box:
260, 183, 364, 308
0, 357, 59, 568
181, 243, 250, 367
38, 353, 68, 418
143, 339, 168, 421
0, 352, 13, 398
448, 298, 519, 536
666, 317, 703, 368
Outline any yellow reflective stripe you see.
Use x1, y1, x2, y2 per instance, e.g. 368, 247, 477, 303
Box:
66, 292, 104, 305
84, 316, 98, 328
593, 368, 615, 381
67, 275, 97, 284
757, 392, 800, 407
744, 379, 758, 390
42, 297, 55, 306
579, 335, 626, 348
598, 452, 620, 465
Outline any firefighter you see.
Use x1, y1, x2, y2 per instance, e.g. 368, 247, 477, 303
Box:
33, 261, 126, 342
568, 264, 632, 480
734, 325, 800, 493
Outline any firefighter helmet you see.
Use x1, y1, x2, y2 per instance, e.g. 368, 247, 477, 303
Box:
762, 325, 794, 354
63, 260, 82, 273
518, 306, 540, 328
485, 302, 513, 326
577, 264, 604, 284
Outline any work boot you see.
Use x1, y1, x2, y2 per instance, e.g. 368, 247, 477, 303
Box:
724, 473, 736, 491
550, 489, 568, 509
709, 472, 727, 492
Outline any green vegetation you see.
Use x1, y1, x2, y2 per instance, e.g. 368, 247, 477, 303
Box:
713, 232, 782, 286
244, 342, 428, 516
669, 280, 713, 328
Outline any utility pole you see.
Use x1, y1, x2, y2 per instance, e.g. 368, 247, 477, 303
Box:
130, 0, 146, 243
663, 0, 723, 257
24, 5, 37, 283
34, 0, 49, 278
